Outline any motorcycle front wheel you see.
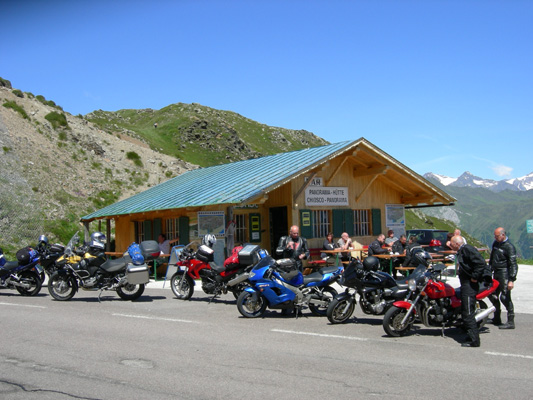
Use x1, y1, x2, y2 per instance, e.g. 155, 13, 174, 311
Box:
383, 306, 413, 337
309, 286, 338, 316
327, 296, 356, 324
237, 291, 267, 318
117, 283, 145, 300
48, 273, 78, 301
170, 272, 194, 300
16, 270, 42, 296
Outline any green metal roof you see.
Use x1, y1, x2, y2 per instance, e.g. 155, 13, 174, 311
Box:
81, 140, 357, 221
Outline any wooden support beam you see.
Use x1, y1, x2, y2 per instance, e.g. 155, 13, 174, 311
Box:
355, 175, 379, 203
353, 165, 388, 178
402, 195, 436, 204
293, 172, 317, 203
325, 157, 348, 186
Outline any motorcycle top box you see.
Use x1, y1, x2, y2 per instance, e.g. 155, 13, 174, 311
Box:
140, 240, 160, 261
238, 244, 261, 265
126, 264, 150, 285
196, 245, 214, 263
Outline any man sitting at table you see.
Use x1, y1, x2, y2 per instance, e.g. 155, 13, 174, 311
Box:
337, 232, 353, 262
367, 233, 390, 271
391, 234, 408, 278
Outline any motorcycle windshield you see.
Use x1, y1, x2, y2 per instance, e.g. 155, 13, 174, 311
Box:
64, 232, 80, 257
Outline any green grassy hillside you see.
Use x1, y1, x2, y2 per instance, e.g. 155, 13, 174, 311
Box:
86, 103, 328, 167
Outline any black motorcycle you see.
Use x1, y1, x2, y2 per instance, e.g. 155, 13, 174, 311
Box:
326, 256, 424, 324
48, 233, 158, 301
0, 246, 42, 296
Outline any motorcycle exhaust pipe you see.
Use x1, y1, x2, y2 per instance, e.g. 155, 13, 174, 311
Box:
227, 273, 250, 287
475, 306, 496, 322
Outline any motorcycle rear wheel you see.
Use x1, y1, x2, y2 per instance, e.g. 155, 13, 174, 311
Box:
170, 272, 194, 300
327, 296, 356, 324
48, 273, 78, 301
383, 306, 413, 337
309, 286, 338, 316
237, 291, 267, 318
16, 270, 42, 296
116, 283, 145, 300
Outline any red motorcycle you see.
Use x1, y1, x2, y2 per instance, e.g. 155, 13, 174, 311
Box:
170, 239, 263, 301
383, 263, 499, 337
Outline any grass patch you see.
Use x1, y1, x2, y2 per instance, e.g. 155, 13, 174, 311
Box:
126, 151, 143, 167
45, 111, 70, 130
3, 146, 11, 153
3, 100, 29, 120
89, 189, 121, 209
12, 89, 23, 98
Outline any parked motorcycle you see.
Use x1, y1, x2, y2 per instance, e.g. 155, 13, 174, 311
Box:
47, 232, 158, 301
170, 239, 263, 301
35, 235, 65, 278
382, 262, 499, 337
0, 245, 42, 296
327, 256, 423, 324
236, 255, 343, 318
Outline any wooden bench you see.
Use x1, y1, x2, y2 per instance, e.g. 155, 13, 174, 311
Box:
396, 266, 415, 276
303, 248, 328, 275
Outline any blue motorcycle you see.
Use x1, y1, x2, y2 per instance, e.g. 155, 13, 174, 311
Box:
0, 246, 42, 296
236, 255, 343, 318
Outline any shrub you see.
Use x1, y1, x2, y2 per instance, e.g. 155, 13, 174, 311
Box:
12, 89, 23, 98
3, 100, 29, 119
45, 111, 70, 130
0, 77, 12, 88
3, 146, 11, 153
126, 151, 143, 167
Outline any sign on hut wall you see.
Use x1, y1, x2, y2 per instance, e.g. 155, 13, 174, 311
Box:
305, 186, 349, 206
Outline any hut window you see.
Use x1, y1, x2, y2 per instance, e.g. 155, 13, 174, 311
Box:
312, 210, 330, 238
353, 209, 371, 236
235, 214, 247, 244
165, 218, 180, 241
135, 221, 145, 242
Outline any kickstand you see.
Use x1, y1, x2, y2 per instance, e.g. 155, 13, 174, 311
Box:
208, 293, 219, 304
98, 289, 104, 303
295, 305, 302, 319
441, 323, 445, 337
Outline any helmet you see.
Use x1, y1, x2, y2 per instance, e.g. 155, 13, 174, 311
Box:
414, 250, 432, 267
362, 256, 380, 272
202, 234, 216, 248
90, 232, 106, 250
38, 235, 49, 245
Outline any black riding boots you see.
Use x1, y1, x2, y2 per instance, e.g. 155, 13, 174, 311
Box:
461, 329, 480, 348
499, 313, 515, 330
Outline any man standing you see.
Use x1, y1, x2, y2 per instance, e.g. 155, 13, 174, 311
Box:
276, 225, 310, 272
489, 227, 518, 329
449, 235, 487, 348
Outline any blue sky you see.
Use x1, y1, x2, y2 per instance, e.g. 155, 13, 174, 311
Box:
2, 0, 532, 181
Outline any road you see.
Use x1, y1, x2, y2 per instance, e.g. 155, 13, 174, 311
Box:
1, 284, 532, 400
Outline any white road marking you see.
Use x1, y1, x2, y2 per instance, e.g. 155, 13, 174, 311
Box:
112, 313, 199, 323
485, 351, 533, 360
0, 302, 46, 309
272, 329, 368, 341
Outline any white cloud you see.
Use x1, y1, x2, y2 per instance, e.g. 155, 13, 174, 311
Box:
492, 164, 513, 177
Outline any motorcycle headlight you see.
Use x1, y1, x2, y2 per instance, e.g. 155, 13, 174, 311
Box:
249, 272, 255, 278
408, 279, 417, 291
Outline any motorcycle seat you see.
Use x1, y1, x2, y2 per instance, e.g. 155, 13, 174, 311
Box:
208, 262, 225, 273
99, 257, 127, 273
1, 261, 19, 271
318, 266, 340, 275
303, 272, 326, 285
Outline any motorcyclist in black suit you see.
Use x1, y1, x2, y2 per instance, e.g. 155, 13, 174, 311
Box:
489, 227, 518, 329
276, 225, 309, 272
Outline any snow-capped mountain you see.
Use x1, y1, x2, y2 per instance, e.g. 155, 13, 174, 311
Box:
424, 171, 533, 192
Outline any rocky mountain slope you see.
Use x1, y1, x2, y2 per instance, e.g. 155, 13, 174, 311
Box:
0, 77, 327, 254
425, 171, 533, 192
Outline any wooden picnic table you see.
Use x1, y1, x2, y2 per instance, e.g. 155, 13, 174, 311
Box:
322, 247, 365, 266
373, 253, 406, 275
